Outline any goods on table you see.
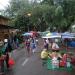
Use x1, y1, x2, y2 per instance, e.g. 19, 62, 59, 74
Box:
42, 51, 73, 71
52, 57, 59, 69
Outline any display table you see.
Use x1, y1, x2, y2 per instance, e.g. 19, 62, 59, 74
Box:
46, 57, 73, 71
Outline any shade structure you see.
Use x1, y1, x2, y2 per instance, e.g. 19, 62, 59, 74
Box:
42, 31, 50, 36
61, 36, 75, 39
42, 35, 61, 38
42, 32, 61, 38
22, 32, 33, 36
61, 33, 72, 36
61, 32, 75, 39
42, 32, 75, 39
46, 33, 52, 36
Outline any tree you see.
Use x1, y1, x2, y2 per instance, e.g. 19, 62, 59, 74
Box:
40, 0, 75, 32
59, 0, 75, 31
4, 0, 34, 32
9, 14, 31, 31
41, 0, 54, 5
5, 0, 31, 18
31, 4, 55, 31
3, 0, 75, 32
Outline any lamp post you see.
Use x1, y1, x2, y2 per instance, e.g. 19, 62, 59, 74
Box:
27, 13, 31, 32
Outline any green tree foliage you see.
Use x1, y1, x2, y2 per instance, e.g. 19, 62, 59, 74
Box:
41, 0, 75, 32
31, 4, 56, 31
5, 0, 34, 31
5, 0, 31, 18
62, 0, 75, 27
3, 0, 75, 32
41, 0, 54, 5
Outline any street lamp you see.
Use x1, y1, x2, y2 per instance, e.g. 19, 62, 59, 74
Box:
27, 13, 31, 17
27, 13, 31, 32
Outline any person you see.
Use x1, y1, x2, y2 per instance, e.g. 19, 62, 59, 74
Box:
0, 39, 4, 56
41, 49, 48, 59
31, 39, 36, 53
0, 40, 3, 47
3, 39, 10, 69
16, 38, 19, 48
46, 39, 49, 49
44, 40, 49, 50
36, 39, 38, 45
13, 34, 19, 49
25, 39, 31, 56
71, 55, 75, 65
46, 39, 49, 44
52, 41, 59, 51
0, 40, 5, 74
41, 49, 48, 66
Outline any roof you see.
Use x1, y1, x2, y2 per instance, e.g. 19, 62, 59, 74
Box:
0, 24, 16, 29
0, 15, 10, 20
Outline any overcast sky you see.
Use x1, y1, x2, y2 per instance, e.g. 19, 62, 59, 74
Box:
0, 0, 9, 10
0, 0, 43, 10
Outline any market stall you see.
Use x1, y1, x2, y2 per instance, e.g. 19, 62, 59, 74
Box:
41, 49, 74, 71
41, 32, 75, 71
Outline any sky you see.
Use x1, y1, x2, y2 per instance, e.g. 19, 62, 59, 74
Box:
0, 0, 9, 10
0, 0, 42, 10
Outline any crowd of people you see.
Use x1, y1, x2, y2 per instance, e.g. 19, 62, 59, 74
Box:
43, 38, 60, 51
0, 32, 39, 74
0, 32, 75, 74
24, 36, 38, 56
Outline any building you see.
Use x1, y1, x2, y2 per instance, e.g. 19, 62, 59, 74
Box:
0, 15, 15, 41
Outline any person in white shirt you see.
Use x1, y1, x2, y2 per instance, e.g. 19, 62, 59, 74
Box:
44, 39, 49, 50
52, 41, 59, 51
46, 39, 49, 44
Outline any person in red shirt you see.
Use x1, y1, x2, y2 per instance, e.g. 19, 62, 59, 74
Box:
25, 39, 30, 56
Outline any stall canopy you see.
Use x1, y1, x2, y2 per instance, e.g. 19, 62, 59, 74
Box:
61, 32, 75, 39
42, 32, 61, 38
22, 32, 33, 36
42, 32, 75, 39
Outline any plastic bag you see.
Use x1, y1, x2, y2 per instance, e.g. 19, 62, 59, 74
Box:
8, 58, 15, 68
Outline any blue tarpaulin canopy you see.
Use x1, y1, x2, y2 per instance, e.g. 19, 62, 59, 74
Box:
42, 32, 75, 39
42, 32, 61, 38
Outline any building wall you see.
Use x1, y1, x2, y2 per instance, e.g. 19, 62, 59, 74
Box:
0, 29, 9, 41
0, 18, 9, 25
0, 16, 10, 41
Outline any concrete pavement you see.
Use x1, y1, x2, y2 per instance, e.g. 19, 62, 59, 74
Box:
5, 47, 75, 75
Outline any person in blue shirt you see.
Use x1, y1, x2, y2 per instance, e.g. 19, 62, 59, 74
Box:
31, 38, 36, 53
